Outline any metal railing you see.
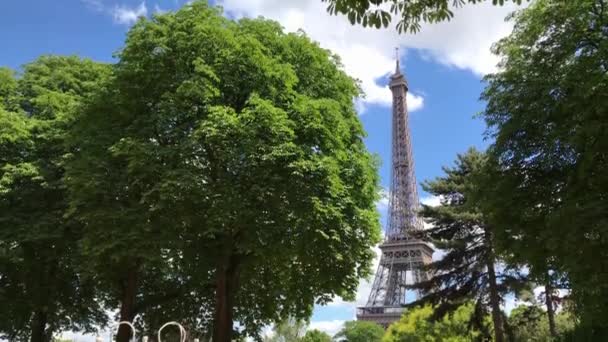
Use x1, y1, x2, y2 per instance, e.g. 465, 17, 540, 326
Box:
96, 321, 198, 342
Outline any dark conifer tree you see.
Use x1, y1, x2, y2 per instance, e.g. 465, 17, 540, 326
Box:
407, 149, 526, 342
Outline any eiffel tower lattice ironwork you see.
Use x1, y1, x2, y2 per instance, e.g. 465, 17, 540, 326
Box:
356, 52, 434, 328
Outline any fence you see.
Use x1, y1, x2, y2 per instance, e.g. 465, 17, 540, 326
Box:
96, 321, 199, 342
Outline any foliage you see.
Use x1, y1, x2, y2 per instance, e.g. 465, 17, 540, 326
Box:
481, 0, 608, 329
263, 321, 332, 342
300, 329, 332, 342
383, 303, 485, 342
556, 326, 608, 342
508, 304, 574, 341
0, 67, 18, 111
65, 1, 381, 341
0, 56, 111, 342
322, 0, 528, 33
409, 149, 527, 342
334, 321, 384, 342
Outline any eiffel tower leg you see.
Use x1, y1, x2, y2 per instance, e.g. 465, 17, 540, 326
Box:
411, 264, 420, 300
367, 261, 388, 306
398, 268, 407, 305
384, 266, 397, 306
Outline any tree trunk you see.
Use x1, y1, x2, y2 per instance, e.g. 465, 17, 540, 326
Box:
212, 253, 241, 342
30, 310, 48, 342
503, 311, 515, 342
116, 267, 138, 342
28, 244, 53, 342
545, 281, 557, 338
485, 239, 505, 342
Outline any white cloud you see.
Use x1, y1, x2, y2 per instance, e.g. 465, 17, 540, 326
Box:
398, 3, 523, 75
57, 331, 103, 342
154, 4, 167, 14
406, 93, 424, 112
309, 320, 346, 336
81, 0, 104, 11
421, 195, 441, 207
217, 0, 525, 113
335, 45, 424, 112
113, 2, 148, 25
376, 188, 390, 212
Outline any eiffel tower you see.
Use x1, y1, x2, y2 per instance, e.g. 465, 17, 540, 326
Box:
356, 52, 434, 328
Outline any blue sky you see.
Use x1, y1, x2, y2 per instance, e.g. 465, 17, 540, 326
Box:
1, 0, 523, 338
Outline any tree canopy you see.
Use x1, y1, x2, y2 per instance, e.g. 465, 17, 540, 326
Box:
262, 320, 332, 342
64, 1, 381, 341
481, 0, 608, 330
383, 304, 485, 342
322, 0, 528, 33
334, 321, 384, 342
508, 304, 574, 341
5, 0, 608, 340
0, 56, 111, 342
300, 329, 332, 342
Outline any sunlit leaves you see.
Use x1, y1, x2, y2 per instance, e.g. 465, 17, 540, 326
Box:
480, 0, 608, 327
335, 320, 384, 342
384, 304, 485, 341
65, 1, 381, 338
322, 0, 527, 34
0, 56, 110, 342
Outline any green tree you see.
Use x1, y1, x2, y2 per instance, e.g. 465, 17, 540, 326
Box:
334, 321, 384, 342
65, 2, 381, 341
0, 56, 110, 342
508, 304, 575, 341
263, 321, 332, 342
0, 97, 34, 341
410, 149, 527, 342
0, 67, 18, 110
383, 304, 485, 342
322, 0, 528, 33
301, 329, 332, 342
481, 0, 608, 331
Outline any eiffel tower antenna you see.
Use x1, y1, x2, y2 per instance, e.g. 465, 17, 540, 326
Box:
356, 54, 433, 328
395, 47, 400, 73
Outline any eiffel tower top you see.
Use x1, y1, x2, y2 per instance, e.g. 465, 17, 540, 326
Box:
389, 48, 408, 90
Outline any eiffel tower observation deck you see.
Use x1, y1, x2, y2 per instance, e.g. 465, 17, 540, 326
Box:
356, 53, 434, 328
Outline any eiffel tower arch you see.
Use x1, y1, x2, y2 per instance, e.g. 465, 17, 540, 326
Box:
356, 53, 434, 328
